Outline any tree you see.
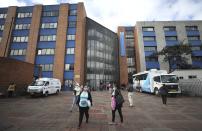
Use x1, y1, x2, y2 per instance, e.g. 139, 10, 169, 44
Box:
153, 41, 192, 72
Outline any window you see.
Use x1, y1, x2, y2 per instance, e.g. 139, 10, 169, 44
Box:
188, 75, 197, 79
188, 36, 200, 41
179, 76, 184, 79
144, 46, 157, 52
0, 13, 7, 18
164, 26, 176, 31
125, 31, 134, 38
68, 21, 76, 27
40, 35, 56, 41
66, 48, 75, 54
153, 76, 160, 82
191, 46, 201, 51
142, 27, 154, 31
65, 64, 74, 71
67, 34, 75, 40
37, 48, 55, 55
42, 11, 59, 17
39, 64, 53, 71
10, 49, 26, 56
143, 36, 155, 41
69, 9, 77, 16
0, 25, 4, 30
15, 24, 30, 30
165, 36, 177, 41
186, 26, 198, 31
192, 56, 202, 61
12, 36, 29, 42
126, 39, 134, 47
41, 23, 57, 28
145, 57, 158, 61
17, 12, 32, 18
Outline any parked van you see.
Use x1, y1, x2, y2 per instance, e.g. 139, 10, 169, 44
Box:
133, 69, 181, 95
27, 78, 61, 96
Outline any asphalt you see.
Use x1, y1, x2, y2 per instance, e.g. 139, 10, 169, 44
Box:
0, 91, 202, 131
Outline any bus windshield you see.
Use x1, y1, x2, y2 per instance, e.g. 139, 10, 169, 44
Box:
161, 75, 178, 83
31, 81, 46, 86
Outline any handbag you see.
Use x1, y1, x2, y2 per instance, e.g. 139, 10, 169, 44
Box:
115, 90, 124, 105
87, 100, 91, 107
111, 96, 116, 110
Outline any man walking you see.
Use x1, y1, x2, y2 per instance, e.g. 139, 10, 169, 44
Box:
127, 79, 134, 107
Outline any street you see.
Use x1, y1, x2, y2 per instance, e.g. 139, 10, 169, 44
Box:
0, 91, 202, 131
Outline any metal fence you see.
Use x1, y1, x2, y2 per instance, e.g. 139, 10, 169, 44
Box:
179, 79, 202, 97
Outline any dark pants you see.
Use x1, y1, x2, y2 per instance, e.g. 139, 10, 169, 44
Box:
112, 106, 123, 123
8, 91, 13, 97
161, 95, 167, 104
78, 107, 89, 127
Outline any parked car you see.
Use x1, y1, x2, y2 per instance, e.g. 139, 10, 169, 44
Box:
27, 78, 61, 97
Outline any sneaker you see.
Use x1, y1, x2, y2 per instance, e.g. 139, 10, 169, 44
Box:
108, 122, 116, 125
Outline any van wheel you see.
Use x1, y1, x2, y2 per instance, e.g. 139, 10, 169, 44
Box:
56, 90, 59, 95
154, 88, 159, 96
44, 92, 48, 97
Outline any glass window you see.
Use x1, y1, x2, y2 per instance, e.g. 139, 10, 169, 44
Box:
40, 35, 56, 41
144, 46, 157, 52
192, 56, 202, 61
68, 21, 76, 27
66, 48, 75, 54
42, 11, 59, 17
0, 13, 7, 18
143, 36, 155, 41
191, 46, 201, 51
67, 35, 75, 40
0, 25, 4, 30
17, 12, 32, 18
165, 36, 177, 41
145, 57, 158, 61
188, 75, 197, 79
164, 26, 176, 31
186, 26, 198, 31
41, 23, 57, 28
69, 10, 77, 16
65, 64, 74, 71
188, 36, 200, 41
153, 76, 160, 82
142, 27, 154, 31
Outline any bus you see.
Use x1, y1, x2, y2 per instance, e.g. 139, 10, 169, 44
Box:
132, 69, 181, 95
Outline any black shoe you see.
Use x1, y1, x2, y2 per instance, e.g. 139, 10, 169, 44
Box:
86, 120, 88, 123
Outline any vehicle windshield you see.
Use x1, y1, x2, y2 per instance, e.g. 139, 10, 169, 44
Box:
161, 75, 178, 83
31, 81, 45, 86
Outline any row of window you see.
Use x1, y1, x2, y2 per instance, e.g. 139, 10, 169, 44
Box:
143, 36, 200, 41
191, 46, 202, 51
145, 57, 158, 61
192, 56, 202, 61
17, 12, 32, 18
86, 74, 113, 80
65, 64, 74, 71
144, 46, 157, 52
40, 35, 56, 41
13, 36, 28, 42
66, 48, 75, 54
142, 26, 199, 32
42, 11, 59, 17
0, 13, 7, 18
37, 49, 55, 55
41, 23, 57, 29
0, 25, 4, 30
67, 34, 75, 40
40, 64, 53, 71
10, 49, 26, 56
15, 24, 30, 30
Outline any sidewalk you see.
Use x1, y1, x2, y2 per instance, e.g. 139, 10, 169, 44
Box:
0, 91, 202, 131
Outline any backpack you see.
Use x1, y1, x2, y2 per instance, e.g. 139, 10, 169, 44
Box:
115, 90, 125, 105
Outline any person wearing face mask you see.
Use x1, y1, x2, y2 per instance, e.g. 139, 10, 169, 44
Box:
76, 85, 92, 129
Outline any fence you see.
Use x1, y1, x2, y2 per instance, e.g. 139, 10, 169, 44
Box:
179, 79, 202, 97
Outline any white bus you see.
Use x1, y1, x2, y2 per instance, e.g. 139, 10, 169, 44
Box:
133, 69, 181, 95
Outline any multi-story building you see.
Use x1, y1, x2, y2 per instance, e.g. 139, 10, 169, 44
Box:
118, 21, 202, 85
1, 3, 202, 88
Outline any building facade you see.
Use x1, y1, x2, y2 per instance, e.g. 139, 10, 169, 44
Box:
1, 3, 202, 88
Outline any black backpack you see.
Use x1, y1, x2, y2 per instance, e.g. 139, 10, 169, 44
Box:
115, 90, 125, 105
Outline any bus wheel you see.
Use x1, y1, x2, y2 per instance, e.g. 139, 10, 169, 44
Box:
154, 88, 159, 96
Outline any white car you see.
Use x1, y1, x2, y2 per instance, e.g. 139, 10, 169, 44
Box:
27, 78, 61, 97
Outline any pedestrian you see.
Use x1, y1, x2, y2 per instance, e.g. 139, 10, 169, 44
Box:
77, 85, 92, 129
70, 82, 81, 112
7, 82, 16, 97
127, 79, 134, 107
159, 84, 168, 105
109, 83, 124, 125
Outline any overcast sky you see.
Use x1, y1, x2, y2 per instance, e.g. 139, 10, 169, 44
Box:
1, 0, 202, 32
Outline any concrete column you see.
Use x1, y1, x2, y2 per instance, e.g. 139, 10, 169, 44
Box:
53, 4, 69, 83
0, 6, 16, 57
26, 5, 42, 64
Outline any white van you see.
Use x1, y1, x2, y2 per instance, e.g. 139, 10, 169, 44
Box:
133, 69, 181, 95
27, 78, 61, 96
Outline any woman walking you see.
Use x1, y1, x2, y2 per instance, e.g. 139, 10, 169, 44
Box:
127, 79, 134, 107
109, 83, 124, 125
77, 86, 92, 129
159, 84, 168, 105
